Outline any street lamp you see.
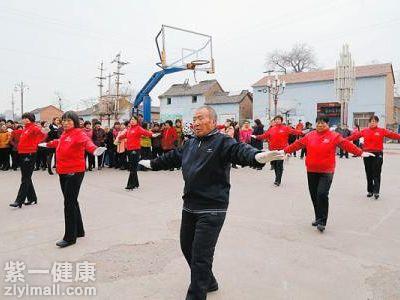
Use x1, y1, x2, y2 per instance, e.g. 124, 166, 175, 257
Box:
266, 74, 286, 117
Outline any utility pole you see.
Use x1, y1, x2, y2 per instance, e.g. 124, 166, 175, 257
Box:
55, 91, 63, 110
96, 61, 106, 99
11, 93, 15, 120
111, 53, 129, 120
14, 82, 29, 115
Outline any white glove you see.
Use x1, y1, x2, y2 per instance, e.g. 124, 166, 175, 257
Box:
93, 147, 107, 156
138, 160, 152, 169
361, 152, 375, 157
38, 143, 47, 148
251, 135, 256, 139
255, 151, 285, 164
152, 133, 161, 138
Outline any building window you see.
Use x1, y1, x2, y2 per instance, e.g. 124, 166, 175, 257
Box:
167, 98, 171, 105
354, 112, 374, 128
192, 95, 197, 103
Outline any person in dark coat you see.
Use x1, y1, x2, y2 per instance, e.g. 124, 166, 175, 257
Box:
251, 119, 264, 170
92, 121, 106, 170
138, 106, 284, 300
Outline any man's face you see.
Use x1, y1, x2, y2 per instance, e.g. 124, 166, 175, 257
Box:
193, 108, 216, 137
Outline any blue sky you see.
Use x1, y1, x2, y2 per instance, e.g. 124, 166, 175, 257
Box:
0, 0, 399, 114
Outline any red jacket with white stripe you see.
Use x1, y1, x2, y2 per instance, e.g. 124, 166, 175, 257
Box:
347, 127, 400, 152
256, 124, 302, 150
284, 129, 363, 173
117, 124, 153, 151
47, 128, 97, 174
18, 123, 47, 154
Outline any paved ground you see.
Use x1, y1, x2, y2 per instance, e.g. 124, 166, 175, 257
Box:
1, 145, 400, 300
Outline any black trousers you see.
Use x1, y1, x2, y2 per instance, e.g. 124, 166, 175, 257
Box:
300, 148, 306, 159
307, 172, 333, 226
11, 150, 19, 170
0, 148, 10, 169
180, 210, 226, 300
339, 148, 349, 158
126, 150, 140, 188
59, 172, 85, 242
271, 160, 284, 184
85, 152, 95, 169
15, 153, 37, 204
152, 147, 163, 159
46, 148, 55, 171
363, 152, 383, 194
35, 147, 47, 169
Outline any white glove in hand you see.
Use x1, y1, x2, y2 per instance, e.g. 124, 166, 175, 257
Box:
152, 133, 161, 138
251, 135, 256, 139
38, 143, 47, 148
93, 147, 107, 156
361, 152, 375, 158
255, 151, 285, 164
138, 160, 152, 169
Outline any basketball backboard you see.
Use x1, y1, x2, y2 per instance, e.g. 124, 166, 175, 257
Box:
155, 25, 215, 73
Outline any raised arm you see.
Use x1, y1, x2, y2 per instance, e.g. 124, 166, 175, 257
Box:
337, 137, 363, 156
284, 136, 307, 154
383, 128, 400, 140
346, 130, 362, 141
254, 129, 270, 141
149, 147, 183, 171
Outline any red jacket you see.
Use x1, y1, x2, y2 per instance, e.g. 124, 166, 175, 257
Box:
47, 128, 97, 174
284, 129, 363, 173
256, 124, 302, 150
118, 124, 153, 151
18, 123, 47, 154
9, 129, 23, 150
347, 127, 400, 152
161, 127, 178, 150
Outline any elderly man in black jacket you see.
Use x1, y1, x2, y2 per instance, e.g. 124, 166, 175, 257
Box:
139, 106, 284, 300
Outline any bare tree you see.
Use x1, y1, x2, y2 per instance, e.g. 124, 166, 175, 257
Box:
79, 97, 98, 110
266, 43, 318, 73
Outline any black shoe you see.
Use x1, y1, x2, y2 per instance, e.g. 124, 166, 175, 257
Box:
232, 165, 238, 169
77, 233, 85, 238
9, 202, 22, 208
317, 224, 325, 232
374, 193, 380, 200
367, 192, 373, 198
312, 220, 318, 226
48, 169, 54, 175
273, 182, 280, 187
125, 186, 133, 190
24, 200, 37, 205
34, 167, 40, 171
88, 168, 93, 171
208, 281, 219, 293
56, 240, 76, 248
98, 166, 102, 170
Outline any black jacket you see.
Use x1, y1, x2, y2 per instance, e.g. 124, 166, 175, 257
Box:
251, 124, 264, 150
150, 129, 264, 211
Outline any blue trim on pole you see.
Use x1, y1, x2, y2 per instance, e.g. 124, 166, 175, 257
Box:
132, 67, 186, 122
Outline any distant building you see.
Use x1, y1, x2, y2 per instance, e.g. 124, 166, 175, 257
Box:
159, 80, 253, 124
30, 105, 63, 123
252, 63, 396, 129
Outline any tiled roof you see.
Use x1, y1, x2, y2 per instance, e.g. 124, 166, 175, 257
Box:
205, 90, 251, 105
30, 105, 61, 114
159, 80, 222, 97
252, 63, 394, 87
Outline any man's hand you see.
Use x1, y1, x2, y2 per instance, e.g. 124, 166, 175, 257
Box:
138, 160, 152, 169
361, 152, 375, 158
38, 143, 47, 148
93, 147, 107, 156
251, 135, 256, 139
255, 150, 285, 164
152, 133, 161, 138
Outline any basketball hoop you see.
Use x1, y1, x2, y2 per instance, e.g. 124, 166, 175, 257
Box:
186, 59, 210, 70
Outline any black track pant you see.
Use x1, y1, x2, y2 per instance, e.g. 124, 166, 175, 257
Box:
126, 150, 140, 188
180, 210, 226, 300
271, 160, 284, 184
15, 153, 37, 204
307, 172, 333, 226
363, 152, 383, 194
59, 172, 85, 242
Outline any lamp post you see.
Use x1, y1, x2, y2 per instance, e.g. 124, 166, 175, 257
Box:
266, 74, 286, 117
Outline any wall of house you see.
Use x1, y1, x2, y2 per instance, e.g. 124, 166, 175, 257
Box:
253, 76, 387, 127
39, 107, 63, 122
210, 103, 240, 124
160, 95, 206, 123
239, 95, 253, 123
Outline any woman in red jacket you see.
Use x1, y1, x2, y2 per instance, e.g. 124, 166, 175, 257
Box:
9, 113, 46, 208
347, 115, 400, 199
161, 120, 178, 171
116, 115, 155, 190
41, 111, 106, 248
283, 117, 374, 233
252, 115, 302, 186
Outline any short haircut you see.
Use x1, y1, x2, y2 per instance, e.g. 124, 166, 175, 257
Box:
195, 106, 217, 122
165, 120, 173, 127
369, 115, 379, 122
273, 115, 283, 122
315, 116, 330, 124
6, 120, 14, 124
94, 121, 101, 126
40, 121, 47, 127
254, 119, 261, 126
84, 121, 92, 127
113, 121, 120, 126
21, 112, 35, 122
124, 120, 129, 127
61, 111, 80, 128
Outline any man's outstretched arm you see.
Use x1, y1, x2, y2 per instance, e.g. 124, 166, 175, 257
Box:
139, 147, 183, 171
